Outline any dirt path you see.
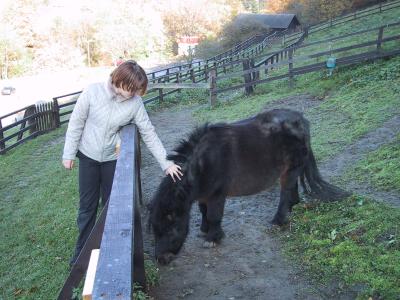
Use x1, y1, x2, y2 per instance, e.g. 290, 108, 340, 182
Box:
139, 98, 399, 299
320, 115, 400, 207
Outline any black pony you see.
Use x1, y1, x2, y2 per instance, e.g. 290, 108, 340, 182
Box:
149, 109, 350, 264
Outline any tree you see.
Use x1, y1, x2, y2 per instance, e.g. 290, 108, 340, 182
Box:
160, 0, 232, 55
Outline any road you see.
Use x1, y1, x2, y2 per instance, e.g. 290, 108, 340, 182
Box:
0, 59, 203, 126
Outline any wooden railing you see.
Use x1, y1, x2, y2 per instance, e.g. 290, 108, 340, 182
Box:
211, 23, 400, 96
0, 92, 79, 154
57, 125, 145, 299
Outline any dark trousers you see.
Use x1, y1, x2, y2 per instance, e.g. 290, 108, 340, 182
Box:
70, 151, 117, 264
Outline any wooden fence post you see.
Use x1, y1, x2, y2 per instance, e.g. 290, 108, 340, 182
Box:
250, 58, 259, 87
209, 69, 217, 108
157, 79, 164, 103
158, 89, 164, 103
288, 48, 294, 88
176, 73, 181, 98
270, 55, 274, 70
53, 98, 61, 128
17, 105, 36, 141
0, 119, 5, 153
242, 59, 254, 95
190, 68, 195, 83
377, 26, 384, 52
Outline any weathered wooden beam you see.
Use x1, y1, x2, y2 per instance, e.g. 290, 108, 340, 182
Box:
92, 125, 145, 299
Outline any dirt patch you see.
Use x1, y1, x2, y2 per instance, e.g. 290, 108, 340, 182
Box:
263, 94, 324, 113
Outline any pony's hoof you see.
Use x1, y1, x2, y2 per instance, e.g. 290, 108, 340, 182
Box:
270, 216, 287, 227
202, 241, 217, 248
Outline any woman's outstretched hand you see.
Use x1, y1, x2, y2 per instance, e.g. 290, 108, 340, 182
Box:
165, 164, 183, 182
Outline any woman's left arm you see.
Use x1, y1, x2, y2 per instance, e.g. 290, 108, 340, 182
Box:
133, 99, 182, 180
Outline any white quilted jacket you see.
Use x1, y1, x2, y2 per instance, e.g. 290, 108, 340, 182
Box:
62, 80, 173, 171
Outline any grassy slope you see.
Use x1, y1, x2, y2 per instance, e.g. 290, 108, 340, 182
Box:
344, 134, 400, 192
0, 127, 78, 299
283, 196, 400, 299
192, 61, 400, 300
191, 7, 400, 298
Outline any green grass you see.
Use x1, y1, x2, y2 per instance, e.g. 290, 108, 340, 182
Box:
0, 127, 160, 299
343, 134, 400, 192
144, 88, 209, 112
308, 2, 400, 42
307, 57, 400, 159
280, 195, 400, 299
0, 127, 78, 299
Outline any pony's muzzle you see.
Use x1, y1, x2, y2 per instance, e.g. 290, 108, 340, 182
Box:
156, 252, 175, 265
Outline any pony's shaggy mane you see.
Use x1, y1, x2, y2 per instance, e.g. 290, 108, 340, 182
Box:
167, 124, 211, 164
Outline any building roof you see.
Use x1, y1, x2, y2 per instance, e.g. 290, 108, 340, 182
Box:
237, 13, 300, 29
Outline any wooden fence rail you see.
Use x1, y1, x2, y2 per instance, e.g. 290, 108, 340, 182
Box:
57, 125, 145, 300
212, 24, 400, 96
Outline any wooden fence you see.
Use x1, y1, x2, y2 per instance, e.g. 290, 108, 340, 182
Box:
57, 125, 144, 299
0, 92, 79, 154
146, 0, 399, 88
211, 22, 400, 96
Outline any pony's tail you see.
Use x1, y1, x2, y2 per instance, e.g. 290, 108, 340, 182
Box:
300, 148, 351, 201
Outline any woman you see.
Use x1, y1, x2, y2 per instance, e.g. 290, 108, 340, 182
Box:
62, 60, 182, 266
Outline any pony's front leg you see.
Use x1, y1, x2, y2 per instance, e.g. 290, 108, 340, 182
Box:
271, 167, 301, 226
198, 203, 208, 235
203, 196, 226, 248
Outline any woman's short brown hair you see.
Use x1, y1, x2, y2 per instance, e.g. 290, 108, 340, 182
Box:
110, 60, 148, 96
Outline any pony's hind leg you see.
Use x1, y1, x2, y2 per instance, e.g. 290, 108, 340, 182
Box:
289, 181, 300, 211
203, 196, 226, 248
271, 167, 302, 226
198, 203, 208, 235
